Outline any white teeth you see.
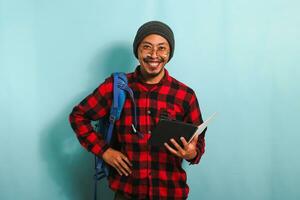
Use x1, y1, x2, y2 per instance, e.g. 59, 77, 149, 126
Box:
148, 62, 159, 67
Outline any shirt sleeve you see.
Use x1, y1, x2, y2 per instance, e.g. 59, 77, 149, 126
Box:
69, 77, 113, 157
183, 91, 206, 165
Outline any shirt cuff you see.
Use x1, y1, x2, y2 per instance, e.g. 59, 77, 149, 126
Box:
99, 143, 110, 157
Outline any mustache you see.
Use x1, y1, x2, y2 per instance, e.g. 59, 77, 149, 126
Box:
143, 56, 165, 63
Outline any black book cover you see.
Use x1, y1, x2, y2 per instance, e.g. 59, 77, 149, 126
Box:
149, 119, 198, 146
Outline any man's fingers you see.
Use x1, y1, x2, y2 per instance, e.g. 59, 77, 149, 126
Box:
114, 160, 129, 176
180, 137, 188, 148
122, 155, 133, 167
116, 168, 123, 176
118, 158, 132, 175
170, 138, 185, 154
112, 163, 123, 176
103, 149, 133, 176
191, 134, 199, 145
164, 142, 180, 156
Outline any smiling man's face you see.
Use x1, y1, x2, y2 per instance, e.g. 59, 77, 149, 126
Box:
137, 34, 170, 84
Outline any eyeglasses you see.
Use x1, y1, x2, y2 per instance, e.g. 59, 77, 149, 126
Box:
139, 43, 170, 58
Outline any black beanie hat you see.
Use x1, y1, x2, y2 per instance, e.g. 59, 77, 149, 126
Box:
133, 21, 175, 61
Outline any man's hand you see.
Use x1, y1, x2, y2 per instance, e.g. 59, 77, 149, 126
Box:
102, 148, 132, 176
164, 134, 199, 160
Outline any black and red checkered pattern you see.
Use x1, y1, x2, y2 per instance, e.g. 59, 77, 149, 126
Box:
69, 66, 206, 200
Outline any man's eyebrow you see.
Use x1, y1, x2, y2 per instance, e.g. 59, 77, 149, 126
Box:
141, 41, 168, 45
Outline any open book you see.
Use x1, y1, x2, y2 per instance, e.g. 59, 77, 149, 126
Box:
149, 112, 217, 146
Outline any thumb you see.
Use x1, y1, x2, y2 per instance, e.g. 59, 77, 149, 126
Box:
192, 134, 199, 145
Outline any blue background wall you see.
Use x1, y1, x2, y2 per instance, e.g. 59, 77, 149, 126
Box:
1, 0, 299, 199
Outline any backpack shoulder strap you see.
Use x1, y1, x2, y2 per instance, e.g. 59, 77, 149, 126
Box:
105, 72, 127, 142
93, 72, 128, 200
111, 72, 127, 120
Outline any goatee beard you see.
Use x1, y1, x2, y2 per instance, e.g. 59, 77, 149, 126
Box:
147, 68, 164, 78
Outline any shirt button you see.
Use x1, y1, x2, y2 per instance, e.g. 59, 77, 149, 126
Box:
147, 110, 151, 115
148, 130, 151, 134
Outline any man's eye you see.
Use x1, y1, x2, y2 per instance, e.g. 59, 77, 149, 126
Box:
143, 45, 151, 49
159, 46, 166, 51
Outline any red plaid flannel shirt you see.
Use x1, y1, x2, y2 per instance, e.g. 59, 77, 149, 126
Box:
69, 66, 206, 200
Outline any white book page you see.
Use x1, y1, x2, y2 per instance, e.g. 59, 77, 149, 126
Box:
188, 112, 217, 143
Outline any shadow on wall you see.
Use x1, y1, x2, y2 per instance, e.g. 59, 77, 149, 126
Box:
39, 43, 135, 200
89, 43, 137, 83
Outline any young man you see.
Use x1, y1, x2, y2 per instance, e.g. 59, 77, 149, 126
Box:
69, 21, 206, 200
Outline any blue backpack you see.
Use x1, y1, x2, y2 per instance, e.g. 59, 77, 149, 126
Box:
93, 72, 141, 200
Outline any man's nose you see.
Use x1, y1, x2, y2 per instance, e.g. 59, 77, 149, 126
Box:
150, 49, 159, 58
